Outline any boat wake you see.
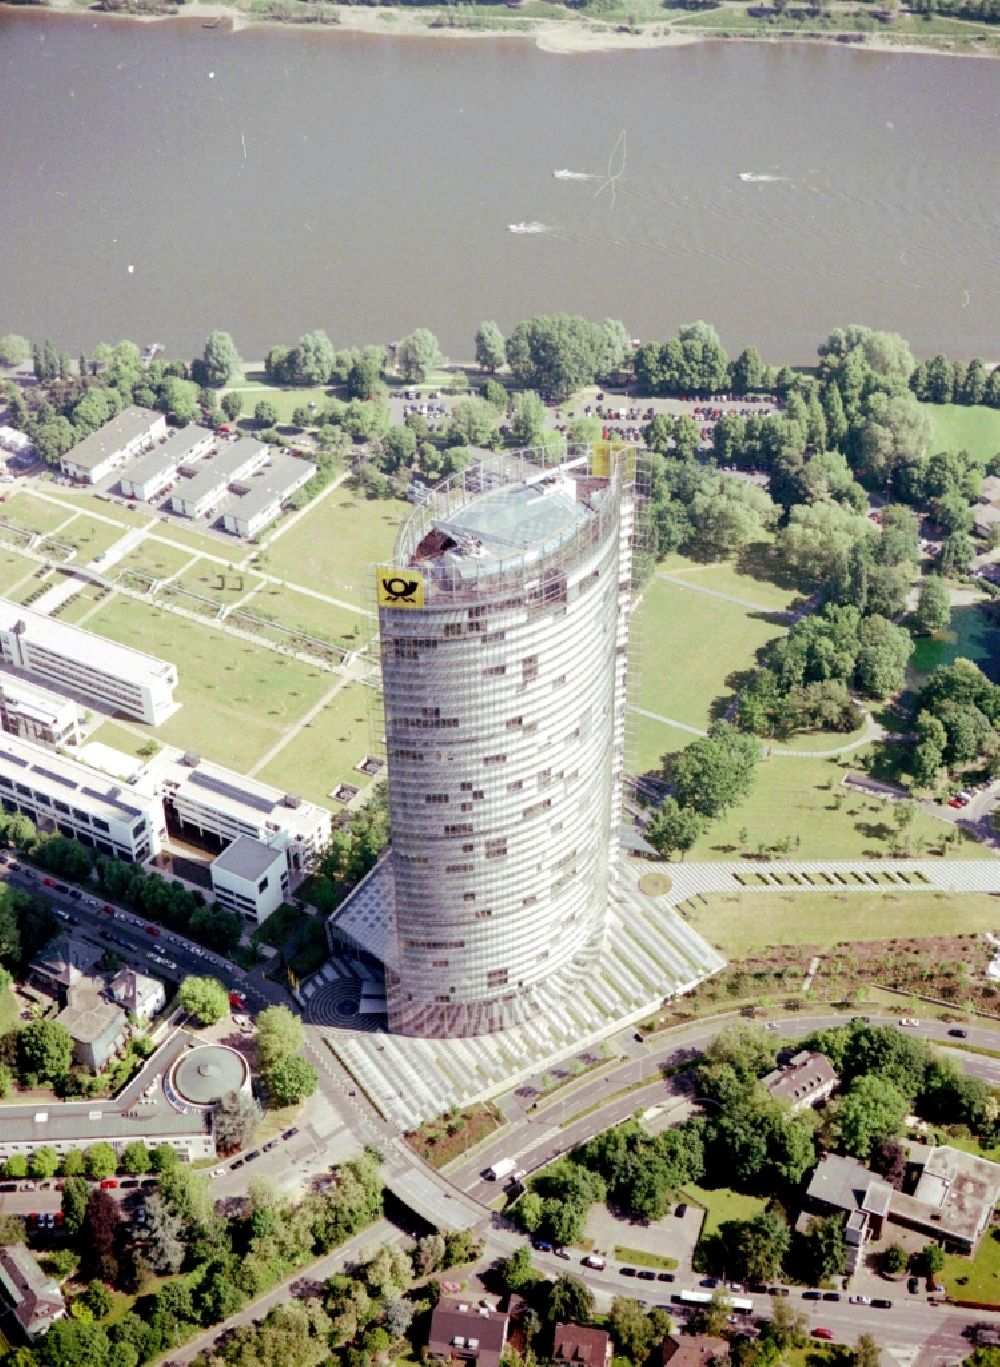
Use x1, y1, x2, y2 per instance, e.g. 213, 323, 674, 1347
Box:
508, 221, 551, 234
739, 172, 790, 183
553, 169, 596, 181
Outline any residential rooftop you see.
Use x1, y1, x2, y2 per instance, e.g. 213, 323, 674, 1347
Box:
123, 424, 214, 485
61, 405, 161, 472
177, 436, 268, 504
763, 1049, 839, 1107
211, 834, 285, 882
229, 454, 314, 521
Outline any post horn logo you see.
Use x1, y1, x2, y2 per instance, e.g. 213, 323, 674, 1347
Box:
376, 569, 424, 608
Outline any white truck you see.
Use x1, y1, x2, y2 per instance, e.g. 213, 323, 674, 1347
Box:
582, 1254, 606, 1271
484, 1157, 516, 1182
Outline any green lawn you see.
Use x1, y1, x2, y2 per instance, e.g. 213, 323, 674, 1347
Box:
247, 583, 374, 651
56, 516, 130, 562
257, 681, 375, 804
37, 487, 146, 530
633, 576, 788, 729
84, 598, 332, 771
151, 522, 235, 558
682, 1184, 767, 1237
681, 753, 974, 862
658, 557, 798, 615
114, 538, 196, 584
55, 580, 113, 624
942, 1223, 1000, 1305
221, 381, 329, 427
171, 561, 264, 612
265, 492, 408, 606
924, 403, 1000, 466
687, 889, 999, 954
85, 720, 158, 760
6, 566, 55, 606
1, 491, 78, 535
630, 713, 700, 776
0, 986, 19, 1035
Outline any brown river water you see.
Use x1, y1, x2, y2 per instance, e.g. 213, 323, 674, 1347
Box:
2, 8, 999, 361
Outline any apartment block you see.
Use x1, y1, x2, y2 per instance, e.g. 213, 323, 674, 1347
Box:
60, 405, 166, 484
119, 423, 214, 502
170, 436, 268, 519
0, 600, 178, 725
0, 669, 79, 747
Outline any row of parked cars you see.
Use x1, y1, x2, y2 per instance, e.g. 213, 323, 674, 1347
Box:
211, 1127, 299, 1177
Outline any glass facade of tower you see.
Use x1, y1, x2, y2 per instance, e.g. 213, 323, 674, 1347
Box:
377, 448, 633, 1037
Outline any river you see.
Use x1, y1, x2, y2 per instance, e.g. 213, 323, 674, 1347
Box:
2, 8, 999, 362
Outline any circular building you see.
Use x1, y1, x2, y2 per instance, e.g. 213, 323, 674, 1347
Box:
169, 1043, 250, 1110
376, 446, 633, 1037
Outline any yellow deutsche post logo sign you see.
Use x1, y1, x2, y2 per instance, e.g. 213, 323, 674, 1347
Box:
376, 568, 425, 609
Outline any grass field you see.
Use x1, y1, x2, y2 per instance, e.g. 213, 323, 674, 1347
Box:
1, 491, 78, 535
86, 720, 156, 760
634, 577, 787, 730
925, 403, 1000, 465
58, 515, 130, 562
85, 598, 332, 771
0, 986, 19, 1035
658, 558, 799, 615
681, 753, 973, 862
630, 712, 702, 775
247, 583, 374, 650
172, 561, 264, 611
149, 521, 236, 559
115, 538, 195, 584
686, 889, 1000, 954
942, 1225, 1000, 1305
223, 382, 329, 427
682, 1184, 767, 1237
256, 681, 375, 803
265, 491, 409, 606
0, 546, 34, 596
55, 580, 113, 624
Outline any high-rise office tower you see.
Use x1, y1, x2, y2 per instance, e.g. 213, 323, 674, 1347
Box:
375, 447, 633, 1037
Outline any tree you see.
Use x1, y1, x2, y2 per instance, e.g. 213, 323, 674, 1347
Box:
256, 1004, 305, 1070
646, 797, 705, 859
609, 1296, 661, 1362
668, 723, 762, 821
118, 1141, 150, 1176
913, 575, 951, 635
449, 397, 500, 448
265, 1054, 318, 1107
293, 329, 335, 385
497, 1245, 535, 1293
509, 389, 547, 446
919, 1242, 946, 1276
779, 502, 876, 586
834, 1074, 908, 1157
34, 416, 77, 465
254, 399, 279, 428
548, 1274, 594, 1326
82, 1188, 122, 1283
62, 1175, 90, 1235
882, 1242, 907, 1275
857, 392, 932, 485
800, 1213, 847, 1283
38, 1320, 111, 1367
717, 1209, 791, 1284
600, 318, 630, 379
397, 328, 443, 382
346, 350, 384, 400
0, 334, 30, 367
843, 1335, 881, 1367
505, 314, 605, 401
474, 321, 506, 373
28, 1145, 60, 1179
158, 376, 200, 425
143, 1192, 186, 1274
214, 1089, 262, 1152
384, 1296, 413, 1340
731, 345, 768, 394
83, 1280, 114, 1321
19, 1017, 73, 1084
86, 1142, 118, 1180
177, 975, 229, 1025
202, 331, 240, 387
221, 391, 243, 422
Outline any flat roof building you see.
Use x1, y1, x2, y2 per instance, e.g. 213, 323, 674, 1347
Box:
60, 406, 166, 484
375, 448, 633, 1037
0, 668, 79, 749
223, 455, 315, 539
0, 1244, 66, 1342
0, 599, 178, 726
170, 437, 268, 520
152, 749, 330, 870
763, 1049, 840, 1113
0, 732, 164, 863
211, 835, 288, 924
119, 424, 214, 502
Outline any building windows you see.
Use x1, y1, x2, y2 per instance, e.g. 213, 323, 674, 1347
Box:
483, 665, 506, 678
506, 716, 523, 731
445, 863, 473, 874
443, 823, 473, 837
425, 793, 449, 805
483, 754, 506, 766
462, 892, 476, 903
486, 968, 508, 989
485, 838, 507, 859
522, 655, 539, 683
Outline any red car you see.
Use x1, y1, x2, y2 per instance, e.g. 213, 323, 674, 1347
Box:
102, 904, 115, 916
144, 924, 160, 937
229, 991, 247, 1010
948, 797, 964, 809
812, 1329, 834, 1341
99, 1179, 118, 1189
43, 877, 54, 886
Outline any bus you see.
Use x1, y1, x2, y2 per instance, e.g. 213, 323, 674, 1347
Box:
677, 1290, 754, 1314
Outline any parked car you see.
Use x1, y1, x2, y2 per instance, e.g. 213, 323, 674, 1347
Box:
822, 1292, 841, 1302
674, 1203, 688, 1218
949, 1027, 969, 1038
812, 1329, 834, 1342
657, 1272, 675, 1283
802, 1291, 821, 1301
100, 1179, 118, 1189
637, 1270, 656, 1282
849, 1295, 871, 1305
619, 1267, 637, 1277
908, 1277, 920, 1294
554, 1248, 571, 1261
533, 1240, 553, 1253
872, 1298, 893, 1310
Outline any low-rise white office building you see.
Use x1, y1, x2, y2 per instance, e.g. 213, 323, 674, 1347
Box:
170, 437, 268, 520
211, 835, 288, 922
110, 966, 167, 1022
0, 732, 164, 862
0, 600, 178, 725
0, 670, 79, 748
152, 750, 330, 871
119, 424, 215, 502
223, 455, 315, 539
60, 405, 166, 484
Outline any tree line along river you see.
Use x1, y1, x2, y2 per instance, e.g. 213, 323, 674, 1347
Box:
1, 7, 999, 362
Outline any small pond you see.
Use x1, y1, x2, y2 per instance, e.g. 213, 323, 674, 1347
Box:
908, 603, 1000, 685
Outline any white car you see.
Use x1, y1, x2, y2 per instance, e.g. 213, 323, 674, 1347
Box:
899, 1017, 919, 1027
212, 1166, 227, 1177
849, 1295, 871, 1305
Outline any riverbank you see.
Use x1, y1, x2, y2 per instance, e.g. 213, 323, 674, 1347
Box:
8, 0, 1000, 57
